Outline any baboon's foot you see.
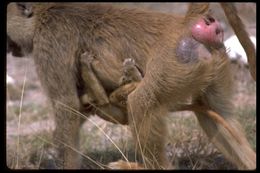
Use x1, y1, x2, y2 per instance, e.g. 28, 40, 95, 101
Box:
107, 160, 143, 169
119, 58, 142, 86
109, 82, 139, 109
80, 52, 95, 68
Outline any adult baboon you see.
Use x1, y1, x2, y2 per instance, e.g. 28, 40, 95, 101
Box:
7, 3, 255, 169
89, 56, 243, 146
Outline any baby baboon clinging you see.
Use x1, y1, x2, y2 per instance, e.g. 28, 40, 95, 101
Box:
79, 52, 129, 124
7, 2, 255, 170
81, 57, 142, 109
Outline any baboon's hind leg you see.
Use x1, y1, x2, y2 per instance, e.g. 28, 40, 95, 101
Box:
194, 84, 256, 170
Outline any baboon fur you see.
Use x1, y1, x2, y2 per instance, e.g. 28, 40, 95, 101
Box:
7, 3, 255, 169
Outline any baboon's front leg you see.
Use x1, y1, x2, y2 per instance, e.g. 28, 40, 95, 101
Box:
33, 51, 82, 169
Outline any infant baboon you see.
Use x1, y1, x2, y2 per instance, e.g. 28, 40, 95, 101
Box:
79, 52, 129, 124
7, 2, 255, 170
81, 57, 142, 109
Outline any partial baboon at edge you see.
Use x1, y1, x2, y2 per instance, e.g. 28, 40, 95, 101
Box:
7, 2, 255, 170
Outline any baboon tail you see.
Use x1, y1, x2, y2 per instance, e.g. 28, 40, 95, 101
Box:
195, 112, 256, 170
221, 3, 256, 81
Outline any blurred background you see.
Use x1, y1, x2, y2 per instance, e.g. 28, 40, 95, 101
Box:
6, 3, 256, 169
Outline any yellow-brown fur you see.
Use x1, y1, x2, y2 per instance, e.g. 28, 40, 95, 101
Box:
7, 3, 255, 169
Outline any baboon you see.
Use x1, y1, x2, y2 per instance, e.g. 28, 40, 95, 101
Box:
122, 4, 256, 169
7, 2, 255, 170
78, 3, 256, 169
81, 56, 142, 109
87, 57, 242, 145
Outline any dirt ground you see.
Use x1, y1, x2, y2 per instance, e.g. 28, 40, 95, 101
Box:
6, 3, 256, 170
